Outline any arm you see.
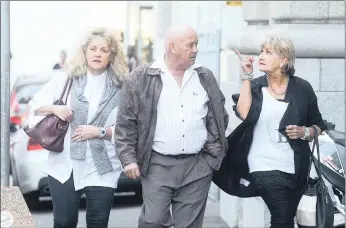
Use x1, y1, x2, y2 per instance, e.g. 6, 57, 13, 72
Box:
104, 126, 113, 141
81, 105, 119, 142
204, 67, 229, 129
286, 83, 326, 141
222, 95, 229, 149
71, 107, 117, 142
221, 91, 229, 131
114, 78, 139, 168
305, 125, 321, 142
305, 85, 326, 140
103, 107, 118, 143
71, 125, 115, 142
35, 105, 58, 116
203, 101, 223, 156
203, 68, 229, 152
234, 50, 255, 120
236, 80, 252, 120
27, 75, 67, 126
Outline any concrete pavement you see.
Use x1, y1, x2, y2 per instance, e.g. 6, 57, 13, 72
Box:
32, 196, 229, 228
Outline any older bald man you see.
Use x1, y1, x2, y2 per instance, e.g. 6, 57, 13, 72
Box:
114, 24, 229, 228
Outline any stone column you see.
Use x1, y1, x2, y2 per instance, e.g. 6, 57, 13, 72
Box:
220, 1, 345, 227
269, 1, 345, 131
153, 1, 172, 59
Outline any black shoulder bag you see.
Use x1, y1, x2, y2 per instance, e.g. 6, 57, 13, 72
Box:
296, 126, 334, 228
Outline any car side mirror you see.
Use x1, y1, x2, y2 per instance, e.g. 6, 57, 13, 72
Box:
324, 120, 336, 131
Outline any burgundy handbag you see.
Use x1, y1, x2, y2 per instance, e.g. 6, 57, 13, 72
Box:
23, 77, 73, 152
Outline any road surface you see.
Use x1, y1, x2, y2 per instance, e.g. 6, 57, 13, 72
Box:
32, 195, 229, 228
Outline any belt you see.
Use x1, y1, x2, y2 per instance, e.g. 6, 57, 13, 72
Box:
152, 150, 199, 159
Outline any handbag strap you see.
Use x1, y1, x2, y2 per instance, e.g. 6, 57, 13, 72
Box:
308, 125, 322, 179
57, 78, 73, 105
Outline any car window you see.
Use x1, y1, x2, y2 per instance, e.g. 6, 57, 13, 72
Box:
320, 141, 344, 176
335, 143, 344, 169
15, 84, 44, 104
328, 130, 345, 146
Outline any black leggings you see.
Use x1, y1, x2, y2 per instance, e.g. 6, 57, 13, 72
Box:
48, 173, 115, 228
250, 171, 303, 228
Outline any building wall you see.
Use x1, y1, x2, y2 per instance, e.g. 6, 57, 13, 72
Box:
153, 1, 345, 227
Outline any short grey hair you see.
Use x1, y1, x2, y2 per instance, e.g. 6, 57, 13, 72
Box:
260, 32, 296, 76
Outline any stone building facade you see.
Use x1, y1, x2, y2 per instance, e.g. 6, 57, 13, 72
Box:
150, 1, 345, 227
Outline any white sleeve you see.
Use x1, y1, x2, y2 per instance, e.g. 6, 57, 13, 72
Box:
105, 107, 118, 145
25, 74, 67, 127
110, 125, 116, 145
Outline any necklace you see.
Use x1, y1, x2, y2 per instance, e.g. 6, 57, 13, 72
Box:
266, 75, 289, 96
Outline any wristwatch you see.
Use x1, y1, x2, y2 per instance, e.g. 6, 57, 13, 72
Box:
301, 126, 310, 140
99, 127, 107, 139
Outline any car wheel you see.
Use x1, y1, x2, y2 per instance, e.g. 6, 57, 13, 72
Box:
24, 191, 40, 211
10, 160, 18, 186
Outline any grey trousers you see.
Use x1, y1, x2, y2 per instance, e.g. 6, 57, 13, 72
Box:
138, 151, 213, 228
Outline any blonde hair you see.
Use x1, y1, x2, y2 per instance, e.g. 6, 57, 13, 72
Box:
67, 27, 128, 86
260, 32, 296, 76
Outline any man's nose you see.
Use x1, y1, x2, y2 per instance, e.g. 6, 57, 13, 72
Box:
193, 46, 198, 53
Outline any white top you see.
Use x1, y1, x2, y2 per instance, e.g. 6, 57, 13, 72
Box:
150, 56, 209, 155
27, 71, 122, 191
248, 87, 295, 174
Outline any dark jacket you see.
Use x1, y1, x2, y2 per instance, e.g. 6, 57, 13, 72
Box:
212, 75, 326, 197
114, 63, 229, 177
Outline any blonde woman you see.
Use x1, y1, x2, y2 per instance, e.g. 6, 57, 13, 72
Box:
27, 27, 128, 228
217, 32, 326, 228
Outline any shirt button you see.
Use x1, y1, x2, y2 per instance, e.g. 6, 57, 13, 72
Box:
181, 105, 183, 107
182, 135, 185, 137
182, 149, 185, 151
182, 119, 184, 122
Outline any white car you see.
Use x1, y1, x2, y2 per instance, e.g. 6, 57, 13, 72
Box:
11, 127, 50, 210
10, 71, 64, 210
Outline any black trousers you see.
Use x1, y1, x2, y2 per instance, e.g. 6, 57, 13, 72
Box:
48, 173, 115, 228
250, 170, 303, 228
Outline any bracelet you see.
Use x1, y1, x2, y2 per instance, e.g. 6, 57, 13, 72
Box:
240, 72, 254, 81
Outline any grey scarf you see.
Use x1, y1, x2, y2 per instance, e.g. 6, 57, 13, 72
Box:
70, 69, 119, 174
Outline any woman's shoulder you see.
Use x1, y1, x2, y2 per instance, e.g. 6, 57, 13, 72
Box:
42, 71, 71, 95
251, 75, 266, 89
252, 75, 313, 88
290, 76, 315, 93
50, 71, 69, 84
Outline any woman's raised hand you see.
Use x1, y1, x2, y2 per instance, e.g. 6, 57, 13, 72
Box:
234, 49, 254, 74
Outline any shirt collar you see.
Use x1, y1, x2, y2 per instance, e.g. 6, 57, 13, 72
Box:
149, 55, 202, 73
